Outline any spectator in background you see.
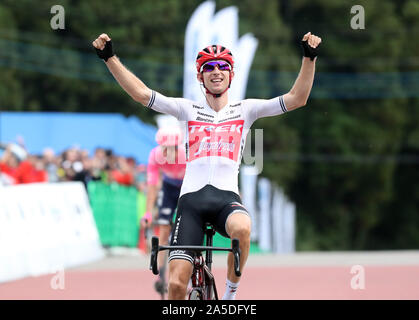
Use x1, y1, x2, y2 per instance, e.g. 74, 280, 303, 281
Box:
58, 147, 78, 181
90, 147, 108, 182
105, 149, 117, 180
2, 144, 41, 185
91, 148, 116, 183
110, 156, 136, 186
135, 164, 147, 192
73, 152, 94, 189
0, 143, 48, 185
17, 154, 48, 184
43, 148, 59, 182
0, 143, 30, 185
1, 142, 147, 189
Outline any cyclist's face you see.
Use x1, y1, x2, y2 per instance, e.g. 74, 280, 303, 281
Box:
198, 61, 234, 93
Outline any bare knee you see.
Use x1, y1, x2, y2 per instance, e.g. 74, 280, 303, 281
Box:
230, 228, 250, 246
227, 214, 251, 241
168, 278, 186, 295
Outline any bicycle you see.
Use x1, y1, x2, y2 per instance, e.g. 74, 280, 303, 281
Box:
149, 222, 241, 300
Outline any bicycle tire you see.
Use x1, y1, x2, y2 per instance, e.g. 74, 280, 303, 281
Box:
189, 288, 203, 300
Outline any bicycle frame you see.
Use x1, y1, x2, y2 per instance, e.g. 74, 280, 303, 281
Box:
190, 224, 218, 300
190, 255, 217, 300
149, 223, 241, 300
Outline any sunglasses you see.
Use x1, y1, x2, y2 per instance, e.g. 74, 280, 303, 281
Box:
200, 60, 232, 73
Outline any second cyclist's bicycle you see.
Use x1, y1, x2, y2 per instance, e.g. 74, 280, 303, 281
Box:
149, 222, 241, 300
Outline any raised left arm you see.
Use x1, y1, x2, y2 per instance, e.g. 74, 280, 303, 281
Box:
283, 32, 322, 111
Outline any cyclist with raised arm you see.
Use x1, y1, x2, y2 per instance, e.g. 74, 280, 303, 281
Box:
141, 126, 186, 295
93, 32, 321, 300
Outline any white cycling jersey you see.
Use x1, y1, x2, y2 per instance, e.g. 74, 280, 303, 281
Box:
146, 90, 288, 197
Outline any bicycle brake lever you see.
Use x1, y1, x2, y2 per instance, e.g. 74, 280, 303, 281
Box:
150, 236, 159, 275
232, 238, 241, 277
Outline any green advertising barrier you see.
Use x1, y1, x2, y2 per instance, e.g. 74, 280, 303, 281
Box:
88, 181, 141, 247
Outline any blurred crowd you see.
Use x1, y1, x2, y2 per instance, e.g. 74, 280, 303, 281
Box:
0, 142, 147, 191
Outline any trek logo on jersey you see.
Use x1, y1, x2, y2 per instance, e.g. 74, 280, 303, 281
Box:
187, 120, 244, 161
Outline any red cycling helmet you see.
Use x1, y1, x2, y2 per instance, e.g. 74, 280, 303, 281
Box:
196, 45, 234, 73
196, 45, 234, 98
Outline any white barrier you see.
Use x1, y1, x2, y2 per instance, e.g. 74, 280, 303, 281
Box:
0, 182, 105, 283
240, 168, 296, 253
257, 178, 272, 251
240, 165, 259, 242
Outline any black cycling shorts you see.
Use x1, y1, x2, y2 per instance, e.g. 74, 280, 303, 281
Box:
168, 184, 249, 264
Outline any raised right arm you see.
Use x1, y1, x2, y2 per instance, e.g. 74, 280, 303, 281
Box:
106, 56, 151, 106
92, 33, 151, 106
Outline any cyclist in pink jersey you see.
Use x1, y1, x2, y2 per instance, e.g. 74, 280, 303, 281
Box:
93, 31, 321, 300
141, 126, 186, 294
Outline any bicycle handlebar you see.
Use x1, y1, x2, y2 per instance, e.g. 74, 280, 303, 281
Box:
149, 236, 241, 277
150, 236, 159, 275
231, 238, 241, 277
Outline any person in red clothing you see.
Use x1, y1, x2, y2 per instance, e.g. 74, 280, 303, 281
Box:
0, 155, 18, 185
0, 143, 28, 185
16, 155, 48, 184
110, 156, 135, 186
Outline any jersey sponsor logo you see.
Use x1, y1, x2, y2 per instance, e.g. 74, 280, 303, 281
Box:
172, 215, 182, 244
194, 137, 235, 157
170, 249, 186, 255
195, 116, 214, 123
192, 104, 204, 109
187, 120, 244, 162
224, 109, 236, 116
185, 142, 189, 160
230, 103, 241, 108
219, 114, 242, 123
197, 111, 214, 118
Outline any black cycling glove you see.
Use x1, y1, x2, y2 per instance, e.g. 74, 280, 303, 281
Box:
301, 40, 318, 61
95, 40, 114, 62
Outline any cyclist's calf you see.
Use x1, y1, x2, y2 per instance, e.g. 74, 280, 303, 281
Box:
226, 212, 251, 282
